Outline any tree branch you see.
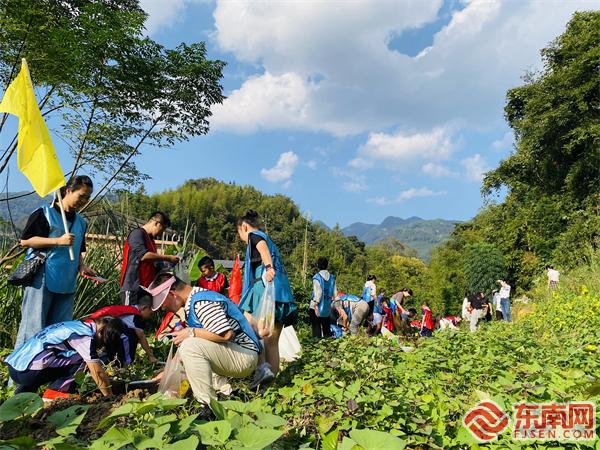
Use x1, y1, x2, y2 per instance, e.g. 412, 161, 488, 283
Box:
71, 99, 97, 175
81, 115, 162, 213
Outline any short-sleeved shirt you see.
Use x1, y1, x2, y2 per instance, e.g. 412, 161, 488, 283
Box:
21, 205, 86, 252
249, 234, 266, 273
547, 269, 560, 282
121, 228, 156, 292
499, 284, 511, 299
28, 323, 99, 370
184, 288, 259, 353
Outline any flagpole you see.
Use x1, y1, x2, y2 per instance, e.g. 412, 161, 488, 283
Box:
55, 189, 75, 261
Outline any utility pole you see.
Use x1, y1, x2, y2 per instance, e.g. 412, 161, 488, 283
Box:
302, 211, 310, 286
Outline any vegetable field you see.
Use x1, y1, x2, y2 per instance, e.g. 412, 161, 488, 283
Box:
1, 285, 599, 449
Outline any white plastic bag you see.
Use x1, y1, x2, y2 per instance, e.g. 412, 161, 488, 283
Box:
256, 280, 275, 338
158, 344, 188, 398
278, 326, 302, 362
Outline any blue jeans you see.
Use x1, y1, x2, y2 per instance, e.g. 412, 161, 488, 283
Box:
14, 269, 75, 350
500, 298, 512, 322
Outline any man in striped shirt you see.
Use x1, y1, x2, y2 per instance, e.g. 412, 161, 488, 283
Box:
144, 273, 260, 405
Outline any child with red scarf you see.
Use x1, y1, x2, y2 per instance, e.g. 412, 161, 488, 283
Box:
381, 298, 395, 332
420, 302, 434, 337
197, 256, 229, 296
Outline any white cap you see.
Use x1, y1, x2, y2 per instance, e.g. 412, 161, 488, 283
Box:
141, 276, 176, 311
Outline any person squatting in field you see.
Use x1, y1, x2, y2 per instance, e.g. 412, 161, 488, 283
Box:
144, 272, 261, 405
5, 316, 129, 400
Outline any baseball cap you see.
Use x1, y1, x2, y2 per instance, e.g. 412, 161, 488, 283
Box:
141, 276, 176, 311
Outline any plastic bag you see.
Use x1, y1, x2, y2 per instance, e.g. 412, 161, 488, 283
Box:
278, 326, 302, 361
256, 280, 275, 338
158, 344, 188, 398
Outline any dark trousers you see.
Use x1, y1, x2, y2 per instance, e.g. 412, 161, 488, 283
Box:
496, 310, 504, 320
309, 309, 331, 339
9, 363, 81, 394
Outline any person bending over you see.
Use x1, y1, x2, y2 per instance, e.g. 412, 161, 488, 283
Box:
5, 316, 127, 400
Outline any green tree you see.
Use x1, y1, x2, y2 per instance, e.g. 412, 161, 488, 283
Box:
483, 11, 600, 201
464, 243, 505, 294
0, 0, 225, 199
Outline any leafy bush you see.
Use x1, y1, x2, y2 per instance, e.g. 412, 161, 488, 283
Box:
464, 242, 505, 294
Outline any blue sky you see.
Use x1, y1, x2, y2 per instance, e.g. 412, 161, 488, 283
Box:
2, 0, 597, 228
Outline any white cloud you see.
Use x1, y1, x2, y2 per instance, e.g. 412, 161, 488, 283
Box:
492, 131, 514, 151
355, 127, 454, 169
210, 0, 589, 135
139, 0, 211, 34
306, 160, 317, 170
369, 187, 446, 205
260, 151, 299, 183
422, 162, 456, 177
211, 72, 315, 133
462, 154, 489, 181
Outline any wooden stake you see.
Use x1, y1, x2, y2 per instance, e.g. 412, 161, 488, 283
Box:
55, 189, 75, 261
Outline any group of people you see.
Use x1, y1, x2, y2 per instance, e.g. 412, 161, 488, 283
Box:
5, 177, 296, 409
3, 174, 555, 407
308, 263, 521, 339
308, 263, 440, 340
460, 280, 513, 332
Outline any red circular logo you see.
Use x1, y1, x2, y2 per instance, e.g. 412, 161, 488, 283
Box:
463, 401, 510, 442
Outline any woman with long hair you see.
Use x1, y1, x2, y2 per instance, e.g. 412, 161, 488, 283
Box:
15, 175, 96, 350
5, 316, 128, 400
237, 210, 296, 387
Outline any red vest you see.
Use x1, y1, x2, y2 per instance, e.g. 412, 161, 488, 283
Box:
422, 306, 434, 330
382, 306, 394, 332
198, 273, 227, 295
120, 228, 158, 289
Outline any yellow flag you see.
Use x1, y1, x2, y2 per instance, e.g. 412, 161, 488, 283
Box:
0, 59, 65, 197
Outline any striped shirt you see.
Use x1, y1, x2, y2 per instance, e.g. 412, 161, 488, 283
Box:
184, 288, 259, 353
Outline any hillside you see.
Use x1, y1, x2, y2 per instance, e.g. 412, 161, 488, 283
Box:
0, 192, 52, 231
342, 216, 460, 260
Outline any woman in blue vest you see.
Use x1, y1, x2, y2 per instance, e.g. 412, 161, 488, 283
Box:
5, 316, 127, 399
237, 210, 296, 387
15, 176, 96, 350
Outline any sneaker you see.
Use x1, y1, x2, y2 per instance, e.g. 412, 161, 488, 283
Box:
249, 363, 275, 389
42, 389, 79, 403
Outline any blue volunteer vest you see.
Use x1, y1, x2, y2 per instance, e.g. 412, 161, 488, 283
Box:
5, 321, 94, 371
313, 272, 335, 317
374, 294, 383, 315
362, 285, 373, 302
26, 205, 86, 294
242, 230, 294, 304
338, 294, 363, 321
186, 290, 262, 352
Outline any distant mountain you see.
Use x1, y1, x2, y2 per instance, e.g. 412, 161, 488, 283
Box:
0, 192, 52, 231
313, 220, 331, 231
342, 216, 461, 260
